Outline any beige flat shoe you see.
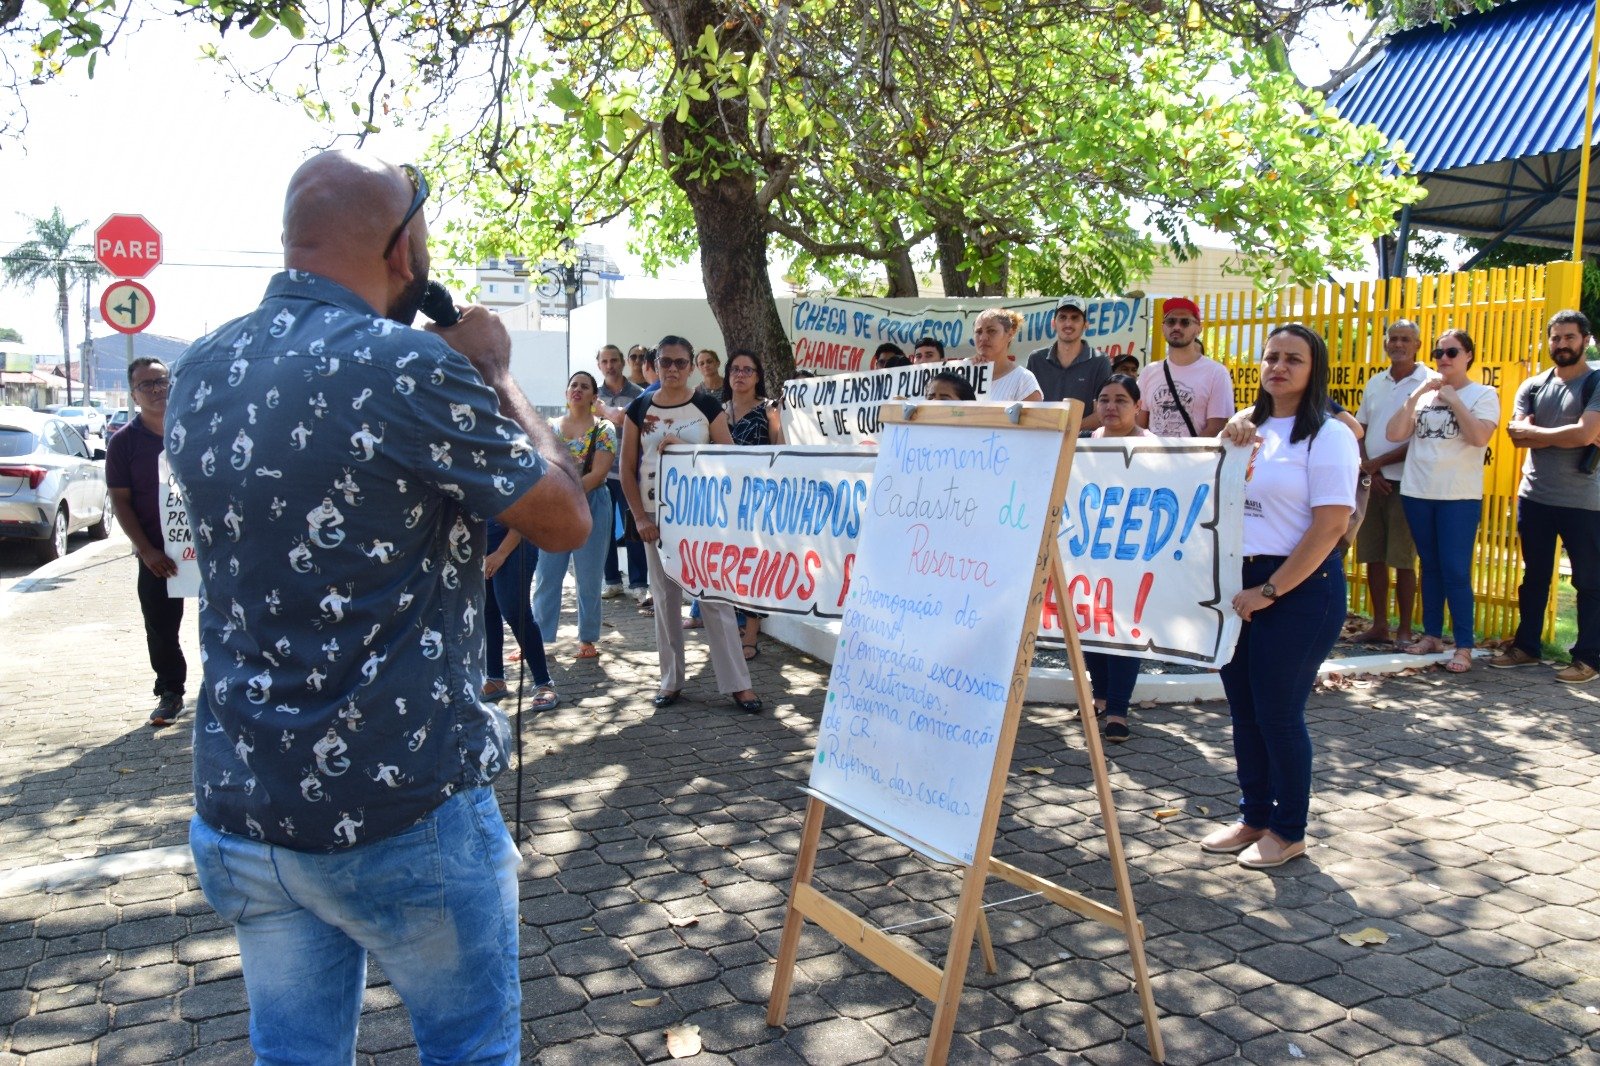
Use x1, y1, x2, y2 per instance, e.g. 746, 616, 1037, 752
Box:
1199, 822, 1266, 854
1238, 833, 1306, 869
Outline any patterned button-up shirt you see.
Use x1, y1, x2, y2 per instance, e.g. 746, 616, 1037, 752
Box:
168, 271, 545, 851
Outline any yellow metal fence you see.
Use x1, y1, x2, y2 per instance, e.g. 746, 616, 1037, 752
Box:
1149, 260, 1584, 643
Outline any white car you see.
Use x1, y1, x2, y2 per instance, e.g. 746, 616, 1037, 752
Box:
0, 409, 112, 562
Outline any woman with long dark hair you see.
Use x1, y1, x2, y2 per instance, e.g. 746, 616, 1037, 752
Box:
1205, 323, 1360, 869
716, 349, 784, 658
1081, 374, 1153, 742
621, 336, 762, 713
1387, 329, 1500, 673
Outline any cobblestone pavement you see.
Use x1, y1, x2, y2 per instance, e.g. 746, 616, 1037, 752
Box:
2, 533, 1599, 1064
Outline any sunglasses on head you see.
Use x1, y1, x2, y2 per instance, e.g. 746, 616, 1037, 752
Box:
382, 163, 429, 259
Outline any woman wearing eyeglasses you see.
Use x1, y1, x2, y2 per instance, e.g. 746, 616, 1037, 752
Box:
1386, 330, 1501, 673
622, 335, 762, 713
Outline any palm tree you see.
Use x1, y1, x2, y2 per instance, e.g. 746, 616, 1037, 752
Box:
2, 208, 104, 405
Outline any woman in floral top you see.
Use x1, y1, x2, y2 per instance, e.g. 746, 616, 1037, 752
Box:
533, 371, 618, 661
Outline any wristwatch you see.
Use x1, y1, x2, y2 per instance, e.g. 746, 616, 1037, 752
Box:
1260, 582, 1279, 601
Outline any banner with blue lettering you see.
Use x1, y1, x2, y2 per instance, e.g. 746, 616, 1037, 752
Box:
779, 361, 992, 446
655, 444, 877, 617
653, 434, 1247, 668
1045, 439, 1248, 666
789, 295, 1150, 375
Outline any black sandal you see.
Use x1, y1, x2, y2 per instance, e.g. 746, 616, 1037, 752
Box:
742, 639, 760, 661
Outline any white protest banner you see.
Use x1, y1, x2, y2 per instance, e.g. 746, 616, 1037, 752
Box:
654, 431, 1248, 668
789, 295, 1151, 375
159, 451, 201, 598
809, 418, 1064, 865
778, 361, 991, 446
654, 444, 876, 616
1041, 439, 1248, 667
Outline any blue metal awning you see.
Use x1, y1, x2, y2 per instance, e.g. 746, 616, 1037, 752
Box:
1333, 0, 1600, 256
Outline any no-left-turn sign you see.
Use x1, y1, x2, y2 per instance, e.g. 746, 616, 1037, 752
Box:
101, 280, 156, 335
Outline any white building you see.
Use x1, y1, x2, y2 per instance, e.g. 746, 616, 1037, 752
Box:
475, 243, 623, 317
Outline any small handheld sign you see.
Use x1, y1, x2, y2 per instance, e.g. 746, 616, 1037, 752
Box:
766, 399, 1165, 1065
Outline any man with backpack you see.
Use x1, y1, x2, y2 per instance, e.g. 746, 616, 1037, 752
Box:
1491, 309, 1600, 683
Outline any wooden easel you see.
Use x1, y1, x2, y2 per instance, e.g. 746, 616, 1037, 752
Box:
766, 400, 1165, 1065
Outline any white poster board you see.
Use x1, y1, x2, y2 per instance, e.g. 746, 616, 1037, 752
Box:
778, 361, 992, 446
655, 444, 877, 616
158, 451, 201, 598
806, 417, 1064, 865
1044, 439, 1249, 666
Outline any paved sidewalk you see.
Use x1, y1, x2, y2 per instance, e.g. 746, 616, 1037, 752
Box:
2, 539, 1599, 1064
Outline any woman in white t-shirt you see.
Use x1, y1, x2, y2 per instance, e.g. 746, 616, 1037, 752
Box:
972, 307, 1043, 403
1385, 329, 1500, 673
1206, 324, 1359, 871
621, 337, 762, 714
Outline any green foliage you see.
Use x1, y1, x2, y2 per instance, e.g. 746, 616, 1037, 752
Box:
0, 327, 22, 343
1, 206, 105, 364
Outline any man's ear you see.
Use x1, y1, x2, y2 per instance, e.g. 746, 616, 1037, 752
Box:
385, 227, 417, 282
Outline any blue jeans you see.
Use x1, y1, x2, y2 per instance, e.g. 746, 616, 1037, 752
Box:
1082, 651, 1140, 717
486, 525, 550, 686
1400, 495, 1481, 649
1219, 554, 1345, 844
603, 479, 648, 589
1514, 497, 1600, 668
190, 788, 521, 1065
534, 487, 611, 643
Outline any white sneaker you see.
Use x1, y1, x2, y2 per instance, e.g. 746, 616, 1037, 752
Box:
601, 584, 624, 599
630, 587, 651, 605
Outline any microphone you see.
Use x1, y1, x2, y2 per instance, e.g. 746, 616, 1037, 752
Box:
421, 281, 461, 326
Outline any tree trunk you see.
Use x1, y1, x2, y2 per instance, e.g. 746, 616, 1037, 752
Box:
884, 245, 918, 298
680, 180, 796, 383
977, 258, 1008, 297
936, 226, 977, 297
650, 0, 795, 384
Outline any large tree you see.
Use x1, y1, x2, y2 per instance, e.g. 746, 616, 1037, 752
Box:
1, 208, 103, 404
8, 0, 1450, 378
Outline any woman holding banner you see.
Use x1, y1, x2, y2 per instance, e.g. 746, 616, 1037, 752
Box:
1081, 374, 1154, 741
1385, 329, 1500, 674
622, 336, 763, 714
1208, 324, 1359, 869
972, 308, 1043, 402
533, 372, 617, 662
718, 349, 784, 659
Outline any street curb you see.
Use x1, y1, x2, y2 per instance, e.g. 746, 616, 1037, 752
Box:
763, 614, 1461, 705
0, 534, 129, 623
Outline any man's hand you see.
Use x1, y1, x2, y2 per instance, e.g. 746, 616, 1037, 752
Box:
1506, 417, 1542, 448
139, 545, 178, 579
425, 305, 511, 385
1369, 473, 1393, 497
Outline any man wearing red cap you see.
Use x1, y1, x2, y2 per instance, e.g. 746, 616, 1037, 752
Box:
1138, 297, 1235, 437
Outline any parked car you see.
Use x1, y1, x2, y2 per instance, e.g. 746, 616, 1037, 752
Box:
52, 405, 107, 440
0, 408, 111, 563
104, 409, 131, 438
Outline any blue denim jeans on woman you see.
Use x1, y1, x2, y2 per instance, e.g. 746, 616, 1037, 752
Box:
533, 486, 611, 644
486, 521, 550, 687
1082, 651, 1140, 717
190, 787, 521, 1065
1218, 554, 1345, 844
1400, 494, 1481, 649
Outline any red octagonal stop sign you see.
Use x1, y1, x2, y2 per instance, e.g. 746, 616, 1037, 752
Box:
94, 214, 163, 279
